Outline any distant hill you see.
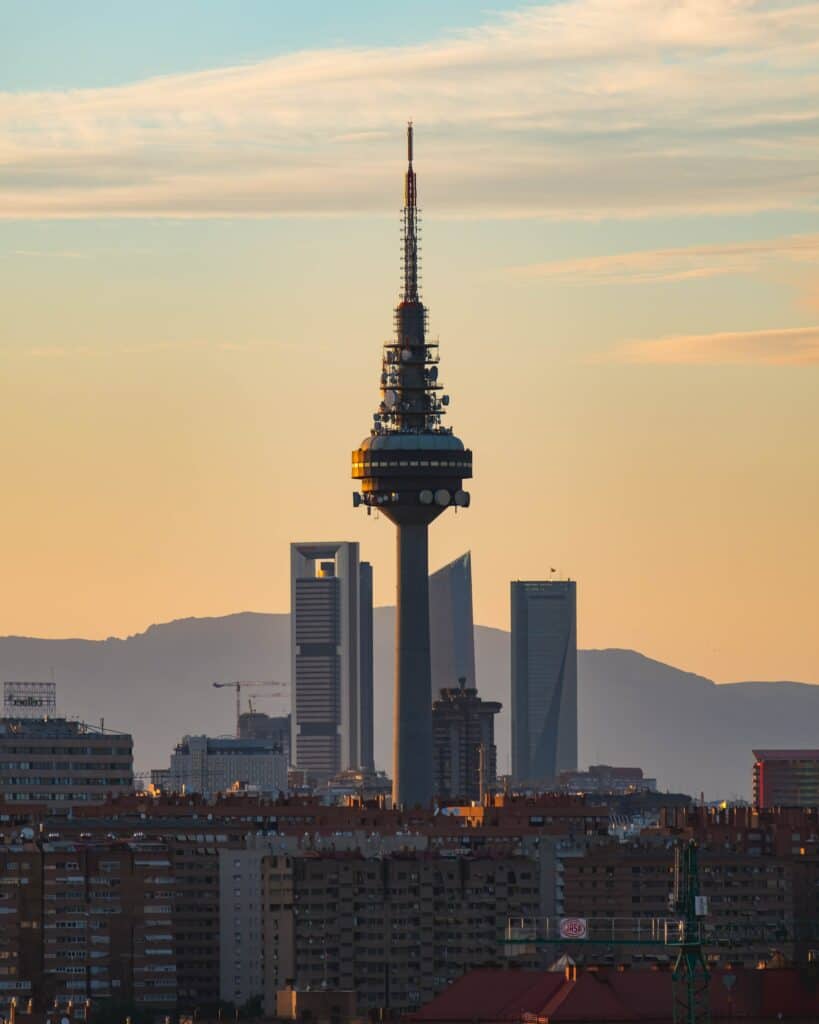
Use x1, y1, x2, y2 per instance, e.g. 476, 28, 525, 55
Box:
1, 610, 816, 800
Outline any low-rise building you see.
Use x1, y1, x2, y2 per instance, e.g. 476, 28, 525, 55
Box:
167, 734, 287, 798
558, 764, 657, 796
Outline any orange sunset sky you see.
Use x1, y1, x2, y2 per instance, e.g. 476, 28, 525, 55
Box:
1, 0, 818, 685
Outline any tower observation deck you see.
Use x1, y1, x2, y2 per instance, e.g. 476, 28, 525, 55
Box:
351, 124, 473, 808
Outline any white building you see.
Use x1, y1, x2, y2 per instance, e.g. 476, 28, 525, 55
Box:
167, 735, 287, 798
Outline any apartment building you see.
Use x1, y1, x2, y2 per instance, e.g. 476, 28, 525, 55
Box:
219, 838, 547, 1015
558, 806, 819, 967
40, 840, 177, 1009
0, 718, 133, 807
0, 841, 41, 1012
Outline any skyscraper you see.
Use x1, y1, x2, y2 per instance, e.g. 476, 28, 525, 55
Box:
511, 580, 578, 785
429, 551, 476, 695
352, 125, 473, 808
359, 560, 375, 771
432, 680, 501, 802
290, 542, 373, 781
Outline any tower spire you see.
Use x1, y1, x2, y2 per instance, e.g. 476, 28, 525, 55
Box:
403, 121, 419, 302
352, 125, 473, 809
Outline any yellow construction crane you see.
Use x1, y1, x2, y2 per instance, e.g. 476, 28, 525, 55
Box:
212, 679, 288, 738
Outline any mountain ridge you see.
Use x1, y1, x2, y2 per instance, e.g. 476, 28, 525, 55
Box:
1, 611, 816, 801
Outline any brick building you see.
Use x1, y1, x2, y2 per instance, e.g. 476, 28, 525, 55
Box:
556, 806, 819, 967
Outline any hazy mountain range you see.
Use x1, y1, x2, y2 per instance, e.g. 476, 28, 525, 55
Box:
1, 610, 816, 801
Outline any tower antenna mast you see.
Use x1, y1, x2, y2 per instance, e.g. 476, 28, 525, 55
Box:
351, 125, 473, 808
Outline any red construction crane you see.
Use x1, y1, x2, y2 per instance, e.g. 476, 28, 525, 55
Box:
212, 679, 288, 738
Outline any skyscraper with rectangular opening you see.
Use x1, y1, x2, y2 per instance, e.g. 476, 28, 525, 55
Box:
290, 542, 373, 781
511, 580, 577, 785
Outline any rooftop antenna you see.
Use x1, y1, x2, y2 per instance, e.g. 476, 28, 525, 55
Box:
403, 121, 419, 303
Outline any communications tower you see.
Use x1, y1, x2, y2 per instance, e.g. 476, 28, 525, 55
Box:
352, 124, 472, 808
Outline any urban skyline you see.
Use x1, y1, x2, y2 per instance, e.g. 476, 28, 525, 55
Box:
3, 5, 819, 1021
2, 1, 818, 691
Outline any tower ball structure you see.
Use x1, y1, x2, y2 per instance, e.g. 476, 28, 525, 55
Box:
352, 124, 472, 808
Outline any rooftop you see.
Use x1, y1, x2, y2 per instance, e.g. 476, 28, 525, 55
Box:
410, 966, 819, 1022
0, 716, 130, 739
754, 750, 819, 760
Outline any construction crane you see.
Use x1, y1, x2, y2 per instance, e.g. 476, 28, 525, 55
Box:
670, 840, 710, 1024
212, 680, 288, 738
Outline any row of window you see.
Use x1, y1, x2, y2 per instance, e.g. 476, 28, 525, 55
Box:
353, 459, 470, 470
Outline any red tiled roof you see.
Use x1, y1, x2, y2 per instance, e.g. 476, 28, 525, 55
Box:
410, 966, 819, 1023
538, 974, 637, 1022
411, 969, 564, 1021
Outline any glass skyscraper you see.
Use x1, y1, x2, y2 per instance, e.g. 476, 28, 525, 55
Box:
511, 580, 578, 785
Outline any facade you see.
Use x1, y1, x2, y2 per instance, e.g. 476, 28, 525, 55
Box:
325, 766, 392, 804
351, 126, 473, 808
556, 805, 819, 967
0, 717, 133, 807
558, 764, 657, 796
432, 681, 501, 802
38, 840, 175, 1010
359, 561, 375, 771
290, 542, 373, 781
167, 735, 287, 797
219, 843, 268, 1006
0, 791, 617, 1016
239, 711, 291, 764
511, 580, 578, 786
221, 838, 545, 1014
429, 551, 476, 694
753, 749, 819, 808
0, 841, 41, 1009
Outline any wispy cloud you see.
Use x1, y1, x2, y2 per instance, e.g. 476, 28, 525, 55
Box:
1, 1, 819, 219
615, 325, 819, 365
513, 234, 819, 285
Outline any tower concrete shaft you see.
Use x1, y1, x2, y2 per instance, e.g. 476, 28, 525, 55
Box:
352, 124, 473, 808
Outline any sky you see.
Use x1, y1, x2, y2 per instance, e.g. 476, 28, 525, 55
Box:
1, 0, 818, 684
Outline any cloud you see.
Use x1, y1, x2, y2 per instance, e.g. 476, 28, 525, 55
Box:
616, 325, 819, 365
512, 234, 819, 284
1, 0, 819, 219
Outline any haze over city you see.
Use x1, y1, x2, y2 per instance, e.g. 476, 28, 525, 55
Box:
2, 0, 818, 682
5, 5, 819, 1022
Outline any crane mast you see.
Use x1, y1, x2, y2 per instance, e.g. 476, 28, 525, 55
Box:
212, 679, 287, 738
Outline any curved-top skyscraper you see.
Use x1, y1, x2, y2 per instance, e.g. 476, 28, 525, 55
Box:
352, 124, 473, 808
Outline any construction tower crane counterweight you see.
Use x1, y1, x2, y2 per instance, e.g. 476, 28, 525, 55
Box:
212, 679, 288, 738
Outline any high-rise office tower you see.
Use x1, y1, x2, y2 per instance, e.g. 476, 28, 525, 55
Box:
290, 542, 373, 780
511, 580, 578, 785
432, 680, 501, 802
359, 561, 375, 770
429, 551, 476, 694
352, 125, 473, 808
